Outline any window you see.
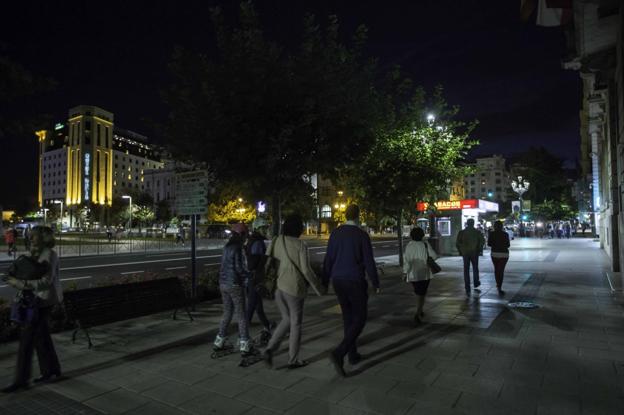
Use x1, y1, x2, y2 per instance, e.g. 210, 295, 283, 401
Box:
321, 204, 332, 218
481, 173, 486, 177
470, 180, 475, 185
495, 172, 501, 176
496, 187, 502, 192
495, 179, 501, 184
481, 180, 486, 185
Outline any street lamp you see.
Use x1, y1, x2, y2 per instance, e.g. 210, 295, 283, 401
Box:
122, 195, 132, 232
53, 200, 63, 229
427, 113, 435, 125
511, 176, 530, 216
42, 208, 49, 225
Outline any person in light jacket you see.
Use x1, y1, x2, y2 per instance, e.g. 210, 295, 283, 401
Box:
3, 226, 63, 393
263, 214, 322, 369
403, 227, 438, 325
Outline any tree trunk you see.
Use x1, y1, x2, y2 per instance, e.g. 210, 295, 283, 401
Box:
271, 192, 281, 237
429, 213, 437, 253
397, 209, 404, 267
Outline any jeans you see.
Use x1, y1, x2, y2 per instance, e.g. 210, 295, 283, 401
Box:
218, 284, 249, 341
462, 254, 480, 291
491, 257, 509, 289
246, 283, 270, 330
14, 307, 61, 384
265, 289, 304, 364
332, 279, 368, 361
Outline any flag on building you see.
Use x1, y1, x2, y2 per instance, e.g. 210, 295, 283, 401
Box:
521, 0, 572, 27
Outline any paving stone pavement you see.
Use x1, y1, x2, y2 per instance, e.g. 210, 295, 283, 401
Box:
0, 237, 623, 414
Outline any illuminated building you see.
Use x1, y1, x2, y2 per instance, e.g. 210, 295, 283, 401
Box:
463, 155, 511, 202
37, 105, 163, 214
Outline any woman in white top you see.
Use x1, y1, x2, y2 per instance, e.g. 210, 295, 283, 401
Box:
402, 227, 438, 325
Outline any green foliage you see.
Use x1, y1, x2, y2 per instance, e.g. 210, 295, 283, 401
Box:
206, 182, 256, 223
343, 83, 477, 220
164, 2, 382, 209
532, 199, 577, 221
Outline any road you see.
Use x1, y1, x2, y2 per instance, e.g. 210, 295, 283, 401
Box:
0, 238, 404, 300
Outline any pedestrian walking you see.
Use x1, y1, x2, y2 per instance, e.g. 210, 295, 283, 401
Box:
23, 225, 32, 252
245, 217, 274, 341
262, 214, 322, 369
323, 204, 380, 377
5, 228, 16, 256
106, 226, 113, 242
487, 221, 510, 296
176, 225, 186, 246
402, 227, 438, 325
2, 226, 63, 393
456, 218, 485, 296
213, 223, 253, 356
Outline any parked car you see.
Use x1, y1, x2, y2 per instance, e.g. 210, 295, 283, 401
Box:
205, 224, 231, 239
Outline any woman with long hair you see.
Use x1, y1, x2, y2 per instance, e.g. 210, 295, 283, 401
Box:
263, 214, 322, 369
3, 226, 62, 392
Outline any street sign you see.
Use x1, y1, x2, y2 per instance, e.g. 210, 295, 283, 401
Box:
174, 170, 209, 216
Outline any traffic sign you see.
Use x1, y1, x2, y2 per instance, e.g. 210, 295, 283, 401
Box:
175, 170, 209, 215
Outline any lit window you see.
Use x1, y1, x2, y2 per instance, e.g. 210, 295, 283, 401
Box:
321, 205, 332, 219
128, 174, 132, 180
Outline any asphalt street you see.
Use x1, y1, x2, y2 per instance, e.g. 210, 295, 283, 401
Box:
0, 238, 404, 300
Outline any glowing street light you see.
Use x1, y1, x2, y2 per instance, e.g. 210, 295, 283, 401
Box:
427, 113, 435, 124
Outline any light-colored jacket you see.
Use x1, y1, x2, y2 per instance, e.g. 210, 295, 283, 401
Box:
10, 248, 63, 307
269, 235, 322, 298
403, 240, 438, 282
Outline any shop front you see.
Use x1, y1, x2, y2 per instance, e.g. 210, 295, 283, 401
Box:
416, 199, 499, 255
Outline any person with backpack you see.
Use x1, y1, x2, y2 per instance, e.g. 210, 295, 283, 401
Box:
262, 214, 322, 369
2, 226, 63, 392
245, 218, 274, 342
456, 218, 485, 296
213, 223, 253, 356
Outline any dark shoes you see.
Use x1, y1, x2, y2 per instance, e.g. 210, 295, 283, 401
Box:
348, 353, 363, 365
329, 352, 346, 378
288, 360, 309, 370
2, 383, 28, 393
33, 372, 61, 384
263, 349, 273, 368
498, 289, 506, 296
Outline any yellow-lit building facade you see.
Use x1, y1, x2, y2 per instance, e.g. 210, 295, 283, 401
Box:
37, 105, 163, 212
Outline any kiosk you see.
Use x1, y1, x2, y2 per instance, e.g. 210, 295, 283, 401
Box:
416, 199, 499, 256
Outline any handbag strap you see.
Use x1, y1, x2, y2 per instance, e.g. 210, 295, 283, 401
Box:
423, 242, 432, 260
281, 235, 305, 278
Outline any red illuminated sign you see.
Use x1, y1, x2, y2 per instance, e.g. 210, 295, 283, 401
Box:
417, 199, 479, 211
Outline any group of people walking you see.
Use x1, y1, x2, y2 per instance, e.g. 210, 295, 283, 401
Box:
1, 204, 513, 391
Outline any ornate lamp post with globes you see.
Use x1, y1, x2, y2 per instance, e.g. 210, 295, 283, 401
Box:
511, 176, 530, 219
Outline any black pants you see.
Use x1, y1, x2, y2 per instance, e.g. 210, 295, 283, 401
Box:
15, 307, 61, 385
246, 284, 270, 329
332, 279, 368, 361
462, 254, 480, 291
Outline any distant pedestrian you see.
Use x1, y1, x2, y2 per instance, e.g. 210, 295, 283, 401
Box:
323, 204, 380, 377
262, 214, 322, 369
176, 225, 186, 246
213, 223, 253, 356
564, 222, 571, 239
5, 228, 16, 256
106, 227, 113, 242
23, 225, 32, 251
456, 218, 485, 296
487, 221, 510, 296
245, 217, 274, 341
403, 227, 438, 325
2, 226, 63, 393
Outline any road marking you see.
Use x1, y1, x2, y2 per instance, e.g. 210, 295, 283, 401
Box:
0, 284, 7, 288
147, 252, 189, 257
61, 276, 92, 281
381, 245, 391, 248
203, 262, 221, 267
316, 252, 326, 255
60, 254, 222, 271
166, 266, 186, 271
121, 270, 144, 275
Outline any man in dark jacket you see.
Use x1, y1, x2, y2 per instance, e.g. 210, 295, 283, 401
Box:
214, 223, 252, 356
456, 218, 485, 296
323, 204, 380, 377
245, 218, 273, 341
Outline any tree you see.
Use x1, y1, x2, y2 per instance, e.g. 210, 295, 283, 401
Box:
155, 200, 173, 224
343, 83, 477, 265
134, 205, 156, 232
164, 2, 382, 235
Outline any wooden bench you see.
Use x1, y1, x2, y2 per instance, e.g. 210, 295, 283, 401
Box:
63, 277, 193, 348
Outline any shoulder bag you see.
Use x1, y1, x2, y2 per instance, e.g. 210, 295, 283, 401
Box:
261, 236, 281, 299
424, 242, 442, 274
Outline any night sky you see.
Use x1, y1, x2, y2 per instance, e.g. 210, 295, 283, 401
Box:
1, 0, 580, 212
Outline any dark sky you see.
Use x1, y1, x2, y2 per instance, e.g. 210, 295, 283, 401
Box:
1, 0, 580, 211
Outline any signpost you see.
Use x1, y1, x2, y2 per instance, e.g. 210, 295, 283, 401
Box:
175, 170, 209, 310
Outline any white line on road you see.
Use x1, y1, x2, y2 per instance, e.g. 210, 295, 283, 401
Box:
165, 266, 186, 271
203, 262, 221, 267
316, 252, 326, 255
0, 284, 7, 288
121, 270, 144, 275
60, 254, 222, 272
61, 276, 92, 281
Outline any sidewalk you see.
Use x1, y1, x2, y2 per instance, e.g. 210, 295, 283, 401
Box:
1, 238, 622, 414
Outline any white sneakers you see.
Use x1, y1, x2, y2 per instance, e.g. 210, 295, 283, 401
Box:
213, 335, 252, 355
